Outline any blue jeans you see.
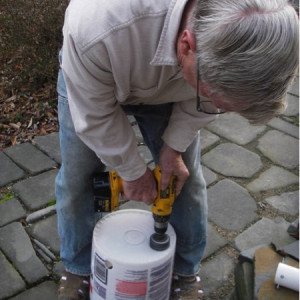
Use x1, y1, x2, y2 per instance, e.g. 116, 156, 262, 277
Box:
56, 64, 208, 277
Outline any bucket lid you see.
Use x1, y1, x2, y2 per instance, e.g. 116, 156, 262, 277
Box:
93, 209, 176, 265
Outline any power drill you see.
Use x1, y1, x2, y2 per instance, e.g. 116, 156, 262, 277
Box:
93, 165, 176, 251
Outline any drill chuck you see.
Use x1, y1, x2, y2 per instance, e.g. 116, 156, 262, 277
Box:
153, 214, 170, 234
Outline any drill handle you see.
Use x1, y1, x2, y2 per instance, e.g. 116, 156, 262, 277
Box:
109, 170, 123, 211
152, 165, 176, 216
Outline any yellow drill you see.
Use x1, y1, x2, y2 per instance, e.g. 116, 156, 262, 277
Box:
93, 165, 176, 251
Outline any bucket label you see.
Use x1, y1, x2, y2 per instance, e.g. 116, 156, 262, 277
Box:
94, 253, 108, 284
94, 280, 107, 299
115, 269, 148, 299
148, 258, 173, 300
113, 258, 172, 300
116, 279, 147, 299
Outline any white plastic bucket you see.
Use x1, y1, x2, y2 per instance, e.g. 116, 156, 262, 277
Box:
90, 209, 176, 300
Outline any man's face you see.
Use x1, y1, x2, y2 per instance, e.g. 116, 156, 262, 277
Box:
180, 55, 231, 112
181, 52, 251, 114
177, 29, 249, 114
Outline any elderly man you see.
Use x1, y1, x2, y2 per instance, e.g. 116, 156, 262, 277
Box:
56, 0, 298, 299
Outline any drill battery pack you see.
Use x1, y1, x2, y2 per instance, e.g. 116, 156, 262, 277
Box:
93, 171, 122, 213
93, 172, 112, 212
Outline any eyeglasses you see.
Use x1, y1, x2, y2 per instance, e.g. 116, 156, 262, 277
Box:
196, 64, 226, 114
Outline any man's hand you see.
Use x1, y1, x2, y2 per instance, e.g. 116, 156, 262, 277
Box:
159, 143, 189, 196
122, 167, 157, 205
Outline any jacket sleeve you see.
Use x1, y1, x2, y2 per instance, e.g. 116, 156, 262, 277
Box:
62, 33, 147, 181
162, 99, 217, 152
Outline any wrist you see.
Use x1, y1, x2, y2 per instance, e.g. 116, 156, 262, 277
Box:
160, 143, 182, 156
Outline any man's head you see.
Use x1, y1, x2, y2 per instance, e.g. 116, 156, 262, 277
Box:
177, 0, 299, 124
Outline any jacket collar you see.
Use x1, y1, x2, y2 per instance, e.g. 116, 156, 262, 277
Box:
150, 0, 189, 66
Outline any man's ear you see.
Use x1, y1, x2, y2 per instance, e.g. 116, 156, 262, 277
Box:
178, 29, 196, 56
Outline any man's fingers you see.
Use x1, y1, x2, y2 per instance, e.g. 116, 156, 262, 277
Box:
160, 168, 189, 196
122, 188, 157, 204
175, 168, 189, 196
160, 171, 173, 191
141, 187, 158, 205
122, 168, 158, 205
174, 177, 185, 196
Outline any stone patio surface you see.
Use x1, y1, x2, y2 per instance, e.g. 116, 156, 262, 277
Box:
0, 78, 298, 299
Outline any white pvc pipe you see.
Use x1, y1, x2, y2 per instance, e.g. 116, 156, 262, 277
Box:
274, 262, 299, 292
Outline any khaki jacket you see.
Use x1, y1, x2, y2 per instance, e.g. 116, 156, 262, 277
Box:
62, 0, 216, 180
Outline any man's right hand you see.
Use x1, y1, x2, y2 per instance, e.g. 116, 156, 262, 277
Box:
159, 143, 190, 196
122, 167, 157, 205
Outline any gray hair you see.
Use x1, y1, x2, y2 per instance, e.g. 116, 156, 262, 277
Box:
192, 0, 299, 124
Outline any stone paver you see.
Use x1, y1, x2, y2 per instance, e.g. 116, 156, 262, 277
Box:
0, 222, 48, 284
288, 77, 299, 96
138, 144, 154, 165
53, 261, 65, 277
0, 251, 25, 299
200, 252, 235, 296
207, 179, 257, 231
284, 94, 299, 116
0, 152, 25, 187
131, 121, 144, 144
29, 214, 60, 255
10, 281, 58, 300
206, 113, 266, 145
265, 191, 299, 216
246, 166, 298, 193
257, 130, 299, 169
202, 165, 217, 186
34, 133, 61, 164
3, 142, 57, 175
234, 217, 295, 252
0, 198, 26, 226
12, 169, 58, 210
203, 222, 227, 260
200, 129, 220, 151
268, 117, 299, 138
202, 143, 262, 178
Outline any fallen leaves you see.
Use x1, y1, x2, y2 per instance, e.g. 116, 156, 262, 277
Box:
0, 83, 58, 150
0, 0, 66, 150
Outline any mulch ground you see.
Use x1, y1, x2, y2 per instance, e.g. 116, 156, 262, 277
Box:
0, 83, 58, 150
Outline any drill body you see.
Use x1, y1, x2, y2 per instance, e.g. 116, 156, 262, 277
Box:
93, 166, 176, 250
150, 166, 176, 250
94, 170, 123, 212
